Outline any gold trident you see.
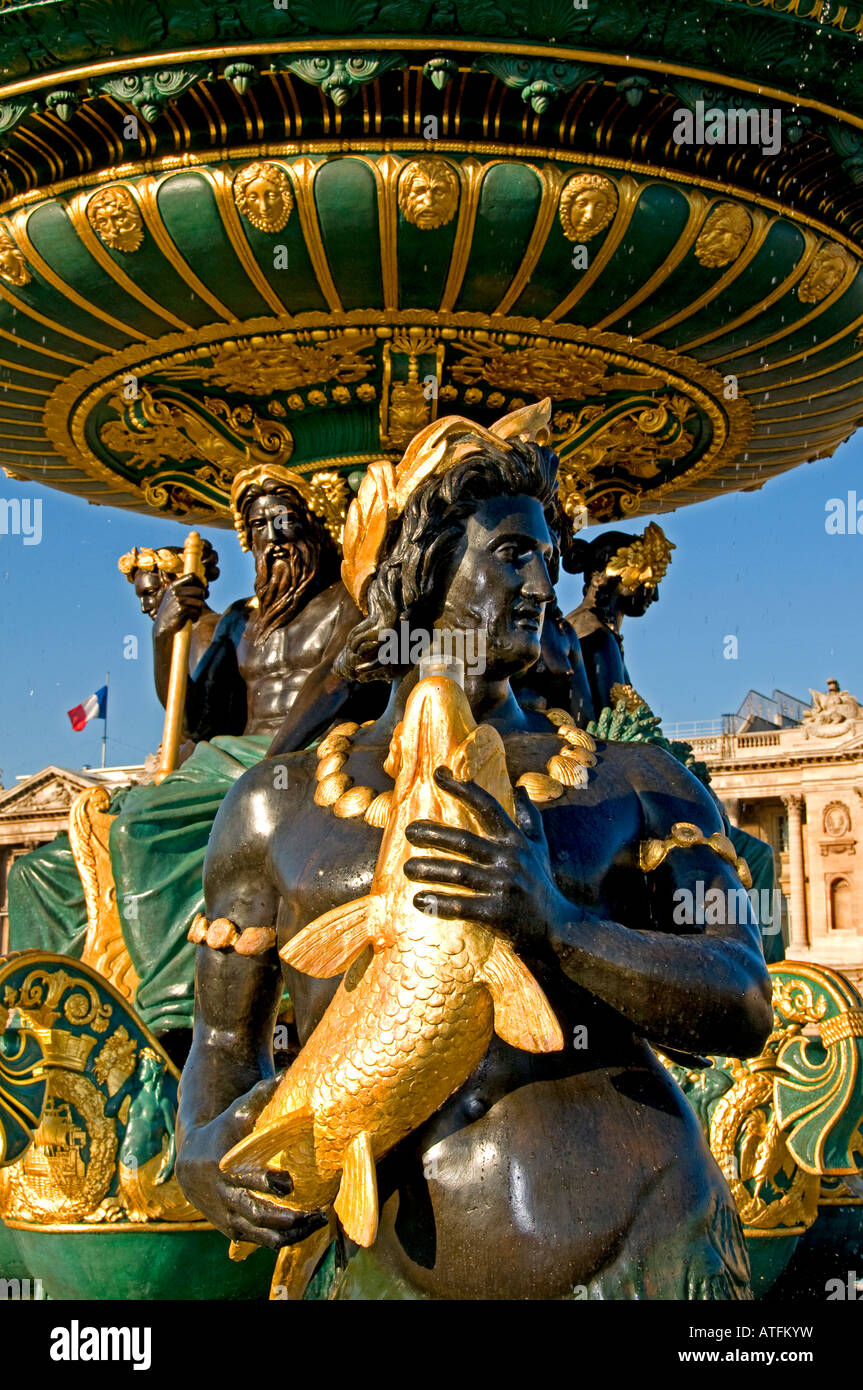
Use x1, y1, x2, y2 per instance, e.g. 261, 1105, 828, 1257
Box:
154, 531, 204, 785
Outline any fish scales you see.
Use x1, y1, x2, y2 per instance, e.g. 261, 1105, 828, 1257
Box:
277, 933, 495, 1188
221, 675, 564, 1263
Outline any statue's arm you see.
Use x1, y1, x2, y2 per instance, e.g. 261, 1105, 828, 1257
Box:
156, 1092, 176, 1184
565, 623, 596, 725
550, 750, 773, 1058
405, 758, 771, 1062
576, 627, 627, 715
103, 1071, 134, 1118
152, 574, 207, 709
176, 767, 327, 1246
153, 589, 247, 738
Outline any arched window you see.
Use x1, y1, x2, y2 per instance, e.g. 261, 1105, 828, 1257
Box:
830, 878, 854, 932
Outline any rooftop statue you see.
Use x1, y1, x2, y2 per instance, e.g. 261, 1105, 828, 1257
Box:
176, 405, 772, 1300
803, 679, 863, 739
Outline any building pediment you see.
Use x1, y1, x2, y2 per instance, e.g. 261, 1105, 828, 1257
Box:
0, 767, 100, 821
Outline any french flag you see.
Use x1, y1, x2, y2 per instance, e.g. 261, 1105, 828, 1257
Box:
67, 685, 107, 732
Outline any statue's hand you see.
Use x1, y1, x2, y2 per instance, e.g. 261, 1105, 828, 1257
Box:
403, 766, 571, 950
176, 1077, 329, 1251
153, 574, 206, 640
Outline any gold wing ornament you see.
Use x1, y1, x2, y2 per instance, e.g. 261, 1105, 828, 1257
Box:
341, 399, 553, 612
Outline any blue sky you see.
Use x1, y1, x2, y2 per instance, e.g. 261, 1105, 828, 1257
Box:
0, 437, 861, 786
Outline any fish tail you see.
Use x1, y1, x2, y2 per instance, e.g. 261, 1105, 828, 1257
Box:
268, 1215, 335, 1300
478, 937, 565, 1053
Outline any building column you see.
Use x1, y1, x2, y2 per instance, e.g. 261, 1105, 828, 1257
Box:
783, 793, 808, 951
723, 798, 741, 828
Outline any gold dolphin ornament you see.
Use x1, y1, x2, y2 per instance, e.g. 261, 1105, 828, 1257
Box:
220, 674, 564, 1267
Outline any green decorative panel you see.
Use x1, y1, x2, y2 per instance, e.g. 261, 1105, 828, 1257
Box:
0, 1, 859, 520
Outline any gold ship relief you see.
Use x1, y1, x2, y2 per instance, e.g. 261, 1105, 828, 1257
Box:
24, 1099, 86, 1185
0, 962, 206, 1229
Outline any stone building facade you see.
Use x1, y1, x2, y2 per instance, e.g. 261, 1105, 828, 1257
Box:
689, 682, 863, 986
0, 764, 145, 953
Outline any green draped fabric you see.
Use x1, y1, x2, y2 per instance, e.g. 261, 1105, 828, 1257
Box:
108, 734, 270, 1034
6, 787, 133, 959
7, 831, 87, 958
7, 739, 269, 1036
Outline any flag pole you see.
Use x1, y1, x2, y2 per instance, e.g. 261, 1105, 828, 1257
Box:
102, 670, 109, 769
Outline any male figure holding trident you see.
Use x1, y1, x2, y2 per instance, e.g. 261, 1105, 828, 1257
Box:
177, 402, 771, 1299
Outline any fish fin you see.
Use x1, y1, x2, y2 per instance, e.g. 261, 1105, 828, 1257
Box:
334, 1130, 378, 1248
281, 897, 375, 978
219, 1106, 314, 1178
478, 938, 565, 1053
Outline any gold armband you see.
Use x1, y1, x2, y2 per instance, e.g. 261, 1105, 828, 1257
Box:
188, 913, 277, 955
639, 821, 752, 889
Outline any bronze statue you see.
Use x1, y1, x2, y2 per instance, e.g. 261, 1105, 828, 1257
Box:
513, 598, 594, 726
177, 407, 771, 1300
566, 522, 675, 716
151, 468, 357, 743
102, 466, 370, 1038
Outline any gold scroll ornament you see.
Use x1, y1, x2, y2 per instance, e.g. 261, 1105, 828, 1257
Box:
155, 530, 204, 784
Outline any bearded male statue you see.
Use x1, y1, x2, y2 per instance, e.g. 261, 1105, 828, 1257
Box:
177, 404, 771, 1299
7, 467, 366, 1052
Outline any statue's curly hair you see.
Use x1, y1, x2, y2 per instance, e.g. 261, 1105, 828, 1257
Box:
336, 439, 562, 682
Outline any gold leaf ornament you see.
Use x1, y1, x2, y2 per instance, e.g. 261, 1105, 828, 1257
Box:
0, 224, 30, 285
694, 202, 752, 268
798, 242, 856, 305
86, 186, 144, 253
605, 521, 675, 588
341, 400, 553, 612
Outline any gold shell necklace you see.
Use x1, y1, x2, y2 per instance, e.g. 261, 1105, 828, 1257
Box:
313, 708, 597, 824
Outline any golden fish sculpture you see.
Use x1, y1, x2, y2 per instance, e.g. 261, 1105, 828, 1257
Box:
220, 674, 564, 1283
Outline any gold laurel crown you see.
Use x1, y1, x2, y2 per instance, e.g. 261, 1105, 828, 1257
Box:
605, 521, 675, 588
230, 465, 348, 550
341, 398, 553, 612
